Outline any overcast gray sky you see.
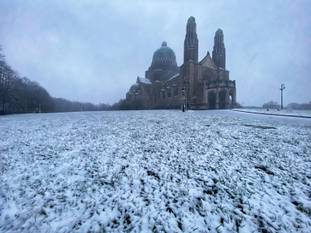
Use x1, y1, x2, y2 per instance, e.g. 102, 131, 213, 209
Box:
0, 0, 310, 106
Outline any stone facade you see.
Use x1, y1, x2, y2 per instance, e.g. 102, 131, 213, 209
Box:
125, 16, 236, 110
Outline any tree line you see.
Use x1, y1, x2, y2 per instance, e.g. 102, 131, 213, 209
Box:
0, 46, 110, 115
262, 101, 311, 110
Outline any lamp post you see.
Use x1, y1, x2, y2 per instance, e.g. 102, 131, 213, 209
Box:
181, 87, 185, 112
280, 84, 285, 110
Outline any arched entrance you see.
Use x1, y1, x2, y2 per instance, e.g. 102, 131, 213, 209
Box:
228, 89, 235, 108
219, 90, 227, 109
229, 95, 232, 107
208, 92, 216, 109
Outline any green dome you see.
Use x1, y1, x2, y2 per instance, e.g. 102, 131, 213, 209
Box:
151, 41, 177, 70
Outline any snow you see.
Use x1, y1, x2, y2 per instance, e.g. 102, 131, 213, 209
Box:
167, 73, 180, 81
137, 77, 152, 85
0, 110, 311, 232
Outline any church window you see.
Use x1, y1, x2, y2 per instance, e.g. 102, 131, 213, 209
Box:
174, 87, 179, 96
167, 88, 172, 98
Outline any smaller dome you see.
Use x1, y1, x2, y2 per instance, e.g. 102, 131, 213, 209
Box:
161, 41, 167, 47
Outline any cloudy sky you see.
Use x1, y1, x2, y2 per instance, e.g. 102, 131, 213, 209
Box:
0, 0, 310, 106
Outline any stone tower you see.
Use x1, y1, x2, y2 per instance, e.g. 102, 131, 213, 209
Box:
212, 29, 226, 69
183, 16, 199, 107
184, 16, 198, 63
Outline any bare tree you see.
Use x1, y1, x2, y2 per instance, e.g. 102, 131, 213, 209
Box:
0, 44, 111, 114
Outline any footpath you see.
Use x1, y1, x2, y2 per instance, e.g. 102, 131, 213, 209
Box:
232, 109, 311, 119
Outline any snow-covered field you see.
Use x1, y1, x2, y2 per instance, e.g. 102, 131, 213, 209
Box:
0, 110, 311, 233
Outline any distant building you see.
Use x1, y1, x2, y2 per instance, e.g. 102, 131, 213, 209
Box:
125, 16, 236, 109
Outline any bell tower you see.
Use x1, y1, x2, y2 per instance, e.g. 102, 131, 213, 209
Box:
212, 29, 226, 69
184, 16, 198, 63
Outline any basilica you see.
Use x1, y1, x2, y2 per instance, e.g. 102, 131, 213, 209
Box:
124, 16, 236, 109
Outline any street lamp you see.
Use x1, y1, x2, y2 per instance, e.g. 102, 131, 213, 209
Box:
280, 84, 285, 110
181, 87, 185, 112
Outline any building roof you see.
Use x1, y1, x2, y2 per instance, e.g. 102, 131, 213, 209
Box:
167, 73, 180, 82
137, 76, 151, 85
199, 52, 217, 69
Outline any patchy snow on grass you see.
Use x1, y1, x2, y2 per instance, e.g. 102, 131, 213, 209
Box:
0, 110, 311, 232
